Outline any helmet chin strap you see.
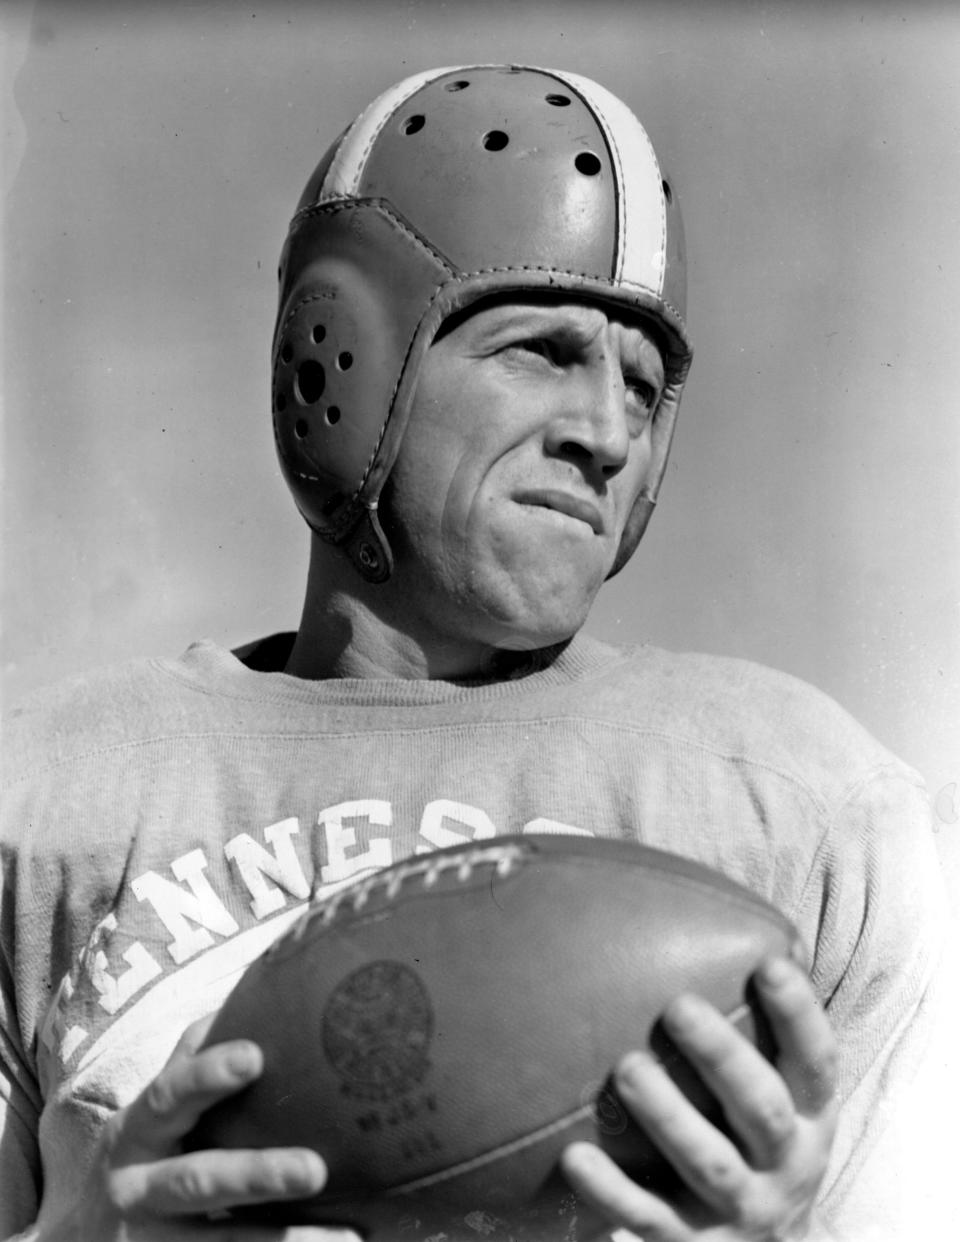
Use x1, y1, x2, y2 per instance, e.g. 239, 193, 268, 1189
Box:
274, 65, 693, 585
338, 493, 655, 585
343, 506, 394, 584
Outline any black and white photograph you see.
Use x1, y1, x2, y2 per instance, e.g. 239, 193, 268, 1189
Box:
2, 3, 958, 1240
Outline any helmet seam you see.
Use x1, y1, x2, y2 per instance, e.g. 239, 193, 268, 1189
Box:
272, 288, 356, 536
274, 291, 334, 350
276, 269, 685, 333
347, 268, 693, 508
442, 265, 677, 305
555, 74, 627, 283
273, 78, 685, 558
289, 199, 458, 276
271, 288, 364, 537
275, 271, 690, 502
641, 126, 668, 295
274, 309, 427, 536
320, 66, 464, 201
558, 72, 668, 296
426, 265, 690, 364
274, 203, 458, 523
341, 70, 448, 194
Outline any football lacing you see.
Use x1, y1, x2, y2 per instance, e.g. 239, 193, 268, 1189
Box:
309, 841, 527, 928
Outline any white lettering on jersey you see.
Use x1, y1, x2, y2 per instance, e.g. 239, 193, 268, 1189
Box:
224, 817, 310, 919
523, 817, 594, 836
419, 799, 498, 850
45, 797, 597, 1074
132, 848, 240, 965
60, 1023, 89, 1063
39, 970, 88, 1064
319, 800, 393, 884
84, 912, 164, 1016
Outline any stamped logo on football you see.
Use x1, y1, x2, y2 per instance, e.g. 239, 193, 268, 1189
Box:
322, 960, 434, 1101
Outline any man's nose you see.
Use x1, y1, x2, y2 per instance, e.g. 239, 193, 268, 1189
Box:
543, 358, 630, 479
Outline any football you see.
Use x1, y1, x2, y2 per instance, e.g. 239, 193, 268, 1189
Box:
189, 834, 803, 1240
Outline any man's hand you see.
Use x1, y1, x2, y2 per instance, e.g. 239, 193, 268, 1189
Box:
38, 1015, 359, 1242
561, 955, 839, 1241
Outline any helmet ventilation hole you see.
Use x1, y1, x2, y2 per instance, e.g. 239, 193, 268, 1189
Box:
295, 359, 326, 404
337, 351, 353, 371
402, 115, 426, 135
326, 405, 341, 425
574, 151, 602, 176
662, 179, 673, 203
445, 79, 470, 91
545, 93, 571, 106
312, 323, 326, 343
482, 130, 509, 151
280, 341, 294, 364
294, 419, 309, 439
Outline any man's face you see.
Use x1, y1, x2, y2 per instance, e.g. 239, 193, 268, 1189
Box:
384, 296, 666, 658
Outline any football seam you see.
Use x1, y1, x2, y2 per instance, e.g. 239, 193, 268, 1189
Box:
382, 1101, 599, 1198
276, 841, 794, 960
378, 997, 755, 1199
274, 841, 530, 953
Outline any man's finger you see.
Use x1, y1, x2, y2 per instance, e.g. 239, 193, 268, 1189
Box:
103, 1218, 352, 1242
120, 1146, 327, 1217
119, 1039, 264, 1159
561, 1141, 693, 1242
754, 957, 839, 1117
612, 1050, 750, 1215
660, 992, 798, 1167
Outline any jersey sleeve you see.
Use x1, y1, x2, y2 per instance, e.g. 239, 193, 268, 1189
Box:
797, 763, 960, 1240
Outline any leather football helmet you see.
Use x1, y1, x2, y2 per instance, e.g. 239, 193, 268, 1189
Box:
273, 64, 693, 581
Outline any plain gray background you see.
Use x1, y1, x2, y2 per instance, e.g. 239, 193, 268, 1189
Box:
3, 1, 958, 890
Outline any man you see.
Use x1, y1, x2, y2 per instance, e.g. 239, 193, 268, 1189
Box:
1, 65, 952, 1241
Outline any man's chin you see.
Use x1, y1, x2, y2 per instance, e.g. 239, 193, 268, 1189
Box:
484, 606, 590, 657
480, 633, 576, 679
491, 631, 574, 655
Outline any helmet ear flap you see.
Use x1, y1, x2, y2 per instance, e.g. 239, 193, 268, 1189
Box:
607, 361, 688, 578
609, 498, 655, 579
293, 127, 348, 214
274, 65, 694, 584
272, 201, 453, 547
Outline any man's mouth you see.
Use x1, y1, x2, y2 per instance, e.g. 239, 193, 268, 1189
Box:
513, 489, 605, 534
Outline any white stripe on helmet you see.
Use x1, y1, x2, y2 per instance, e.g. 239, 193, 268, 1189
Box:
555, 71, 667, 296
319, 63, 668, 298
319, 66, 459, 201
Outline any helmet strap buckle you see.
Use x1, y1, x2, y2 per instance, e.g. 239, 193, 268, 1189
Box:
344, 507, 394, 584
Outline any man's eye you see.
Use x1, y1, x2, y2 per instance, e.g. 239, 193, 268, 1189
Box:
509, 338, 558, 363
626, 378, 659, 410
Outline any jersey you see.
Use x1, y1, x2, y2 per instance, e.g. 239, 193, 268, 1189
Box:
1, 633, 954, 1240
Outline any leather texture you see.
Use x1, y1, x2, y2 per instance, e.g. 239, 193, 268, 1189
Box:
271, 65, 694, 582
190, 835, 800, 1240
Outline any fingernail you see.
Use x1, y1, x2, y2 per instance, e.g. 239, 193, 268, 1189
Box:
616, 1049, 652, 1087
663, 992, 705, 1034
561, 1140, 602, 1175
286, 1148, 327, 1193
224, 1041, 261, 1078
757, 955, 794, 989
